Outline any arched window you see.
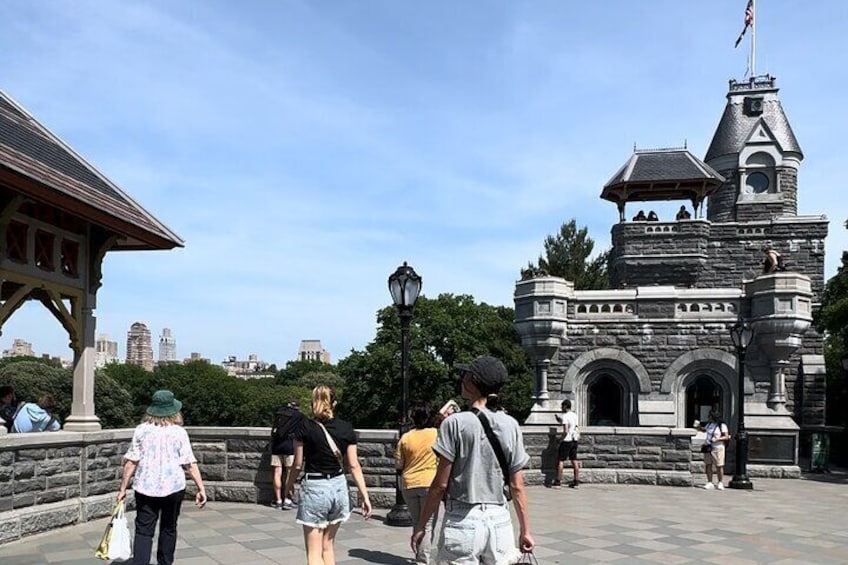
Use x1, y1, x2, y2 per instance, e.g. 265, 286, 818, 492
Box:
744, 152, 776, 195
587, 374, 624, 426
685, 375, 722, 427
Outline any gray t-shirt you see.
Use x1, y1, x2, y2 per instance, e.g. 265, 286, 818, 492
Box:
433, 408, 529, 504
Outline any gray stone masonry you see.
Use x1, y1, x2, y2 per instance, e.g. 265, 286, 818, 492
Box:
0, 425, 716, 546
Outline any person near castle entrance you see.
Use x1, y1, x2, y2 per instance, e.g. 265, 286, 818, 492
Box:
554, 399, 581, 489
285, 385, 372, 565
118, 390, 207, 565
676, 205, 692, 220
411, 355, 534, 563
696, 410, 730, 490
395, 404, 439, 564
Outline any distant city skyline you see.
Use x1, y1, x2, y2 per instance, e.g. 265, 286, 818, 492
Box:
1, 2, 846, 364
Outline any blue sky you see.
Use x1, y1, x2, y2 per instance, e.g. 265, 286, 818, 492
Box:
2, 1, 847, 365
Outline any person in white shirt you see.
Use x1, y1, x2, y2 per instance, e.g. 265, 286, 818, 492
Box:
696, 410, 730, 490
554, 399, 581, 489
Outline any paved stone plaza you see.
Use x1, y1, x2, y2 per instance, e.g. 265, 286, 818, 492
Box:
1, 476, 847, 564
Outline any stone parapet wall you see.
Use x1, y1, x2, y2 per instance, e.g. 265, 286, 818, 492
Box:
0, 427, 399, 545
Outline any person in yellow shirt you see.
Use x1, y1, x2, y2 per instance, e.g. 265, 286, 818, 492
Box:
396, 404, 439, 564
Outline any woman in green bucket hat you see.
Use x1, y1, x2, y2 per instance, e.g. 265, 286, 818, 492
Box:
117, 390, 207, 565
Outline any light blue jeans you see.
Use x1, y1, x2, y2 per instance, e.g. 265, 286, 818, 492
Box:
434, 499, 520, 564
295, 474, 350, 529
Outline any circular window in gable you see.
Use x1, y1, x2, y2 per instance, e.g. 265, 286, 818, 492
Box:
746, 171, 770, 194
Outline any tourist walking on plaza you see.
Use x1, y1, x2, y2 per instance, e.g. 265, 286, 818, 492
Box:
395, 404, 439, 564
271, 400, 304, 510
285, 385, 372, 565
411, 355, 534, 563
697, 410, 730, 490
117, 390, 206, 565
554, 399, 581, 489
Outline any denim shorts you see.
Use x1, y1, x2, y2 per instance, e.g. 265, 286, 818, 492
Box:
295, 474, 350, 529
435, 500, 520, 564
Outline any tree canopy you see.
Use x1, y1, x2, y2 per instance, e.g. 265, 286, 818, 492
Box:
337, 293, 534, 428
527, 219, 609, 290
815, 218, 848, 427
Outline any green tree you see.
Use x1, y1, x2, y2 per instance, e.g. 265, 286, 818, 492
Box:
338, 294, 534, 428
815, 219, 848, 428
527, 219, 609, 290
277, 359, 343, 392
1, 358, 134, 429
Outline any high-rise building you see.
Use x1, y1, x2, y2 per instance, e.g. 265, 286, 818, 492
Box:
126, 322, 154, 371
159, 328, 177, 363
297, 340, 331, 364
2, 338, 34, 358
95, 334, 119, 368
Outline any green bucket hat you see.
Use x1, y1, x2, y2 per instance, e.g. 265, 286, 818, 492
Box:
146, 390, 182, 417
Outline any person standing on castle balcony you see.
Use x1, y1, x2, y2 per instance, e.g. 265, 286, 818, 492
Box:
647, 210, 659, 221
676, 205, 692, 220
762, 246, 784, 274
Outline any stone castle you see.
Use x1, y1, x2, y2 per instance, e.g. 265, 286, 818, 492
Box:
515, 74, 828, 469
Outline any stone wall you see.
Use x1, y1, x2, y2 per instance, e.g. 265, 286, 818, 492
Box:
0, 427, 398, 545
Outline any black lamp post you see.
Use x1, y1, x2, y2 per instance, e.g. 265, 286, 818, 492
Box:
729, 320, 754, 490
385, 261, 422, 527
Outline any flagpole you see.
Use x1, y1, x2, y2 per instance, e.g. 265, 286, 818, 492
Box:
751, 0, 757, 77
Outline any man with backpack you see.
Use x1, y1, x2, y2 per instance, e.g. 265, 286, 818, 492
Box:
270, 401, 304, 509
411, 355, 534, 563
11, 394, 61, 433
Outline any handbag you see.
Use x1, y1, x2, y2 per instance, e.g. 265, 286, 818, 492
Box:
95, 500, 132, 561
700, 444, 712, 454
515, 551, 540, 564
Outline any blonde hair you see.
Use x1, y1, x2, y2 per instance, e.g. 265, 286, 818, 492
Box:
311, 386, 336, 422
142, 412, 184, 426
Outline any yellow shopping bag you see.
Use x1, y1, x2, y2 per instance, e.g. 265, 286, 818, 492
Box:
95, 500, 124, 561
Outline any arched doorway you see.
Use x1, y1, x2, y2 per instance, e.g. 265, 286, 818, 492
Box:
685, 375, 722, 427
587, 374, 624, 426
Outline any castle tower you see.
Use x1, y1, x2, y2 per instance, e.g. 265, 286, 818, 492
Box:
705, 75, 803, 223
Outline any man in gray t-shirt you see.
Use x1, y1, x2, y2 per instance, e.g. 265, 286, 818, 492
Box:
411, 355, 535, 564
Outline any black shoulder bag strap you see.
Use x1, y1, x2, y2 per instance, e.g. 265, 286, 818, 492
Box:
471, 408, 512, 501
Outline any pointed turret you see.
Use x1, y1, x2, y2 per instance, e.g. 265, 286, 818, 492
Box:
705, 75, 803, 223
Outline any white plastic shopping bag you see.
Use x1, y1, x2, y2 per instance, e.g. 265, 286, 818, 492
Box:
95, 500, 132, 561
108, 501, 133, 561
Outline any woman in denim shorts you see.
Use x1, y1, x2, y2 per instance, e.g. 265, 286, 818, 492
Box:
285, 386, 372, 564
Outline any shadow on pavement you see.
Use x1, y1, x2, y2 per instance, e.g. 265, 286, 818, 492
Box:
348, 548, 410, 564
800, 466, 848, 484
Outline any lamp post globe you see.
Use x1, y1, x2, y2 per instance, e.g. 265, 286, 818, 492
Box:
386, 261, 422, 527
728, 320, 754, 490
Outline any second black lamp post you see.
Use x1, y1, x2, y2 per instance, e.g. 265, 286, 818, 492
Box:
728, 320, 754, 490
386, 261, 422, 527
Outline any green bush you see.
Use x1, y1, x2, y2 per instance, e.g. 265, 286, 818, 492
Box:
0, 358, 134, 429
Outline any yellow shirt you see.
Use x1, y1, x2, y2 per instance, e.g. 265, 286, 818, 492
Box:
395, 427, 438, 489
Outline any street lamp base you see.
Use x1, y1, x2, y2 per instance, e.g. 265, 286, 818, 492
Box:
386, 503, 413, 527
728, 476, 754, 490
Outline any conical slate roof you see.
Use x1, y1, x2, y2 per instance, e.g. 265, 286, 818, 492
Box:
0, 91, 183, 250
705, 77, 802, 162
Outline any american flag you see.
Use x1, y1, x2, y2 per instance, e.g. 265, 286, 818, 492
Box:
735, 0, 754, 48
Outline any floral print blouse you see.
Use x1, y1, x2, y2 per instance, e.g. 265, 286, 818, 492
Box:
124, 423, 196, 497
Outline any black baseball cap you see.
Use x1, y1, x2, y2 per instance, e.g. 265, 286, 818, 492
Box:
454, 355, 508, 393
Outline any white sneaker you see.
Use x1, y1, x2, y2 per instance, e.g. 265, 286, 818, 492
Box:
703, 482, 715, 490
716, 483, 725, 491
